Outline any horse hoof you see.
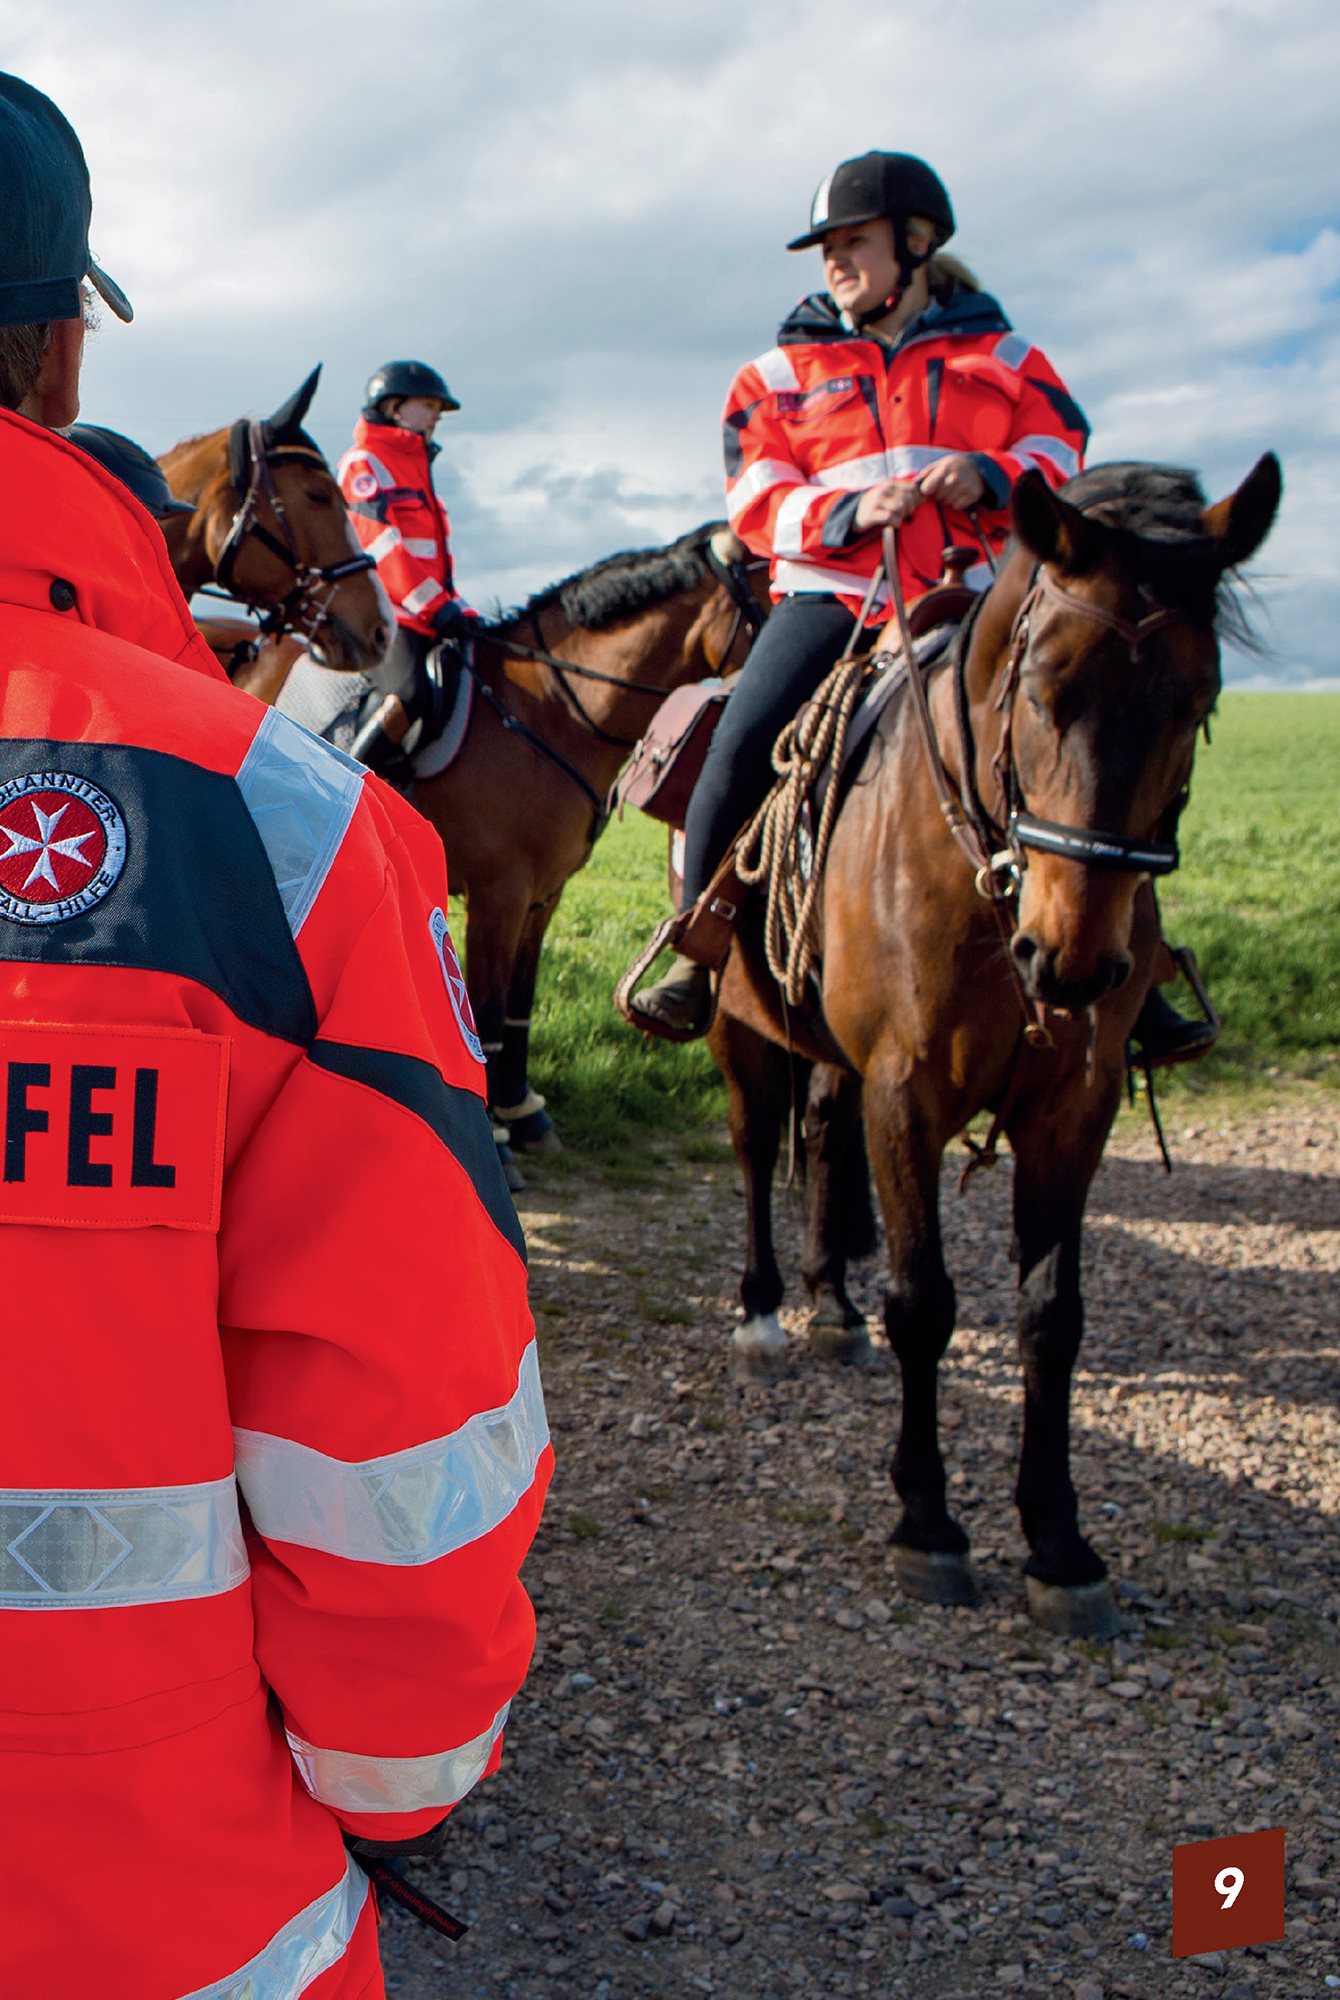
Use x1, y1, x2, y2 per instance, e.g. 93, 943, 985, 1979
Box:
892, 1546, 980, 1608
1025, 1575, 1124, 1639
808, 1320, 873, 1365
731, 1314, 789, 1382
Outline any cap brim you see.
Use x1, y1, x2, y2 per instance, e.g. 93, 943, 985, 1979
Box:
87, 258, 133, 324
163, 495, 196, 516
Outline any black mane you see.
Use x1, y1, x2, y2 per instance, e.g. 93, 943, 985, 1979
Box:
483, 523, 723, 634
1061, 462, 1255, 645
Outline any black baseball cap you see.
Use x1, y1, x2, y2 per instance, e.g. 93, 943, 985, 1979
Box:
787, 151, 955, 252
0, 72, 133, 329
65, 425, 193, 518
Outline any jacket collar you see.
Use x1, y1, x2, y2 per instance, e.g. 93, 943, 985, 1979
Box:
0, 410, 224, 678
778, 282, 1013, 355
353, 414, 439, 469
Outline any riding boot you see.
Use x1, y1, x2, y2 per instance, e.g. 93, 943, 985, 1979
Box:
1131, 984, 1218, 1069
350, 692, 415, 784
629, 954, 714, 1040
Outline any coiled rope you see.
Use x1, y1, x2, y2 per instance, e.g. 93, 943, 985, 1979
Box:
735, 650, 876, 1005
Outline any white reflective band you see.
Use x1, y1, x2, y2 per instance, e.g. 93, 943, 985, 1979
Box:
888, 445, 949, 478
402, 537, 440, 559
183, 1857, 368, 2000
235, 1339, 549, 1565
1012, 436, 1082, 479
809, 171, 834, 230
0, 1478, 247, 1610
753, 345, 800, 392
813, 452, 890, 490
401, 577, 447, 616
726, 456, 803, 523
994, 332, 1033, 371
236, 708, 365, 937
364, 526, 401, 562
772, 558, 888, 604
772, 484, 823, 558
287, 1700, 510, 1816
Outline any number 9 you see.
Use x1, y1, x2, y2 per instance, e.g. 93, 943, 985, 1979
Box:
1215, 1865, 1245, 1910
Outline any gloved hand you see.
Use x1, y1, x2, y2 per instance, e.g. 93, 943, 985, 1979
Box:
345, 1817, 450, 1862
430, 600, 475, 642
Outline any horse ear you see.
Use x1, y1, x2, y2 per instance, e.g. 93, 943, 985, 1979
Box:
1203, 452, 1281, 570
1010, 469, 1101, 574
264, 364, 323, 442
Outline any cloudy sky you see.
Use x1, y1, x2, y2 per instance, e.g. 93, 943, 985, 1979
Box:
9, 0, 1339, 683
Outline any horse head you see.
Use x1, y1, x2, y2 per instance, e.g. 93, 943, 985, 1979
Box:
159, 366, 391, 677
993, 455, 1281, 1013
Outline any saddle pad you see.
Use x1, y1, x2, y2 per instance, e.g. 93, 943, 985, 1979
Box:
413, 667, 476, 780
275, 652, 370, 754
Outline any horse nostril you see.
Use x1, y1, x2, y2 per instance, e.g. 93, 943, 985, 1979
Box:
1011, 932, 1038, 971
1103, 953, 1133, 996
372, 622, 390, 654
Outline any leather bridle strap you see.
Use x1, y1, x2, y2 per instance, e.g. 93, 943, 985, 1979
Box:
213, 421, 373, 635
1035, 565, 1179, 659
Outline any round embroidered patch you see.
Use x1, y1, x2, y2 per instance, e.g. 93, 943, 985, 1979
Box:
0, 771, 128, 925
350, 469, 379, 501
430, 907, 485, 1064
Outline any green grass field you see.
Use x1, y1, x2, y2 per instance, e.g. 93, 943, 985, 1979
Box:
498, 692, 1338, 1155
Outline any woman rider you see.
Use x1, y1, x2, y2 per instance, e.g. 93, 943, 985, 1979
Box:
631, 150, 1211, 1064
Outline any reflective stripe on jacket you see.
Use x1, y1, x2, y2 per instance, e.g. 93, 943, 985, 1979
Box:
338, 417, 472, 637
0, 411, 548, 1999
723, 282, 1089, 616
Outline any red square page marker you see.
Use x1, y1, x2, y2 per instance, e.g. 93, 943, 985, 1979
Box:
1172, 1827, 1285, 1958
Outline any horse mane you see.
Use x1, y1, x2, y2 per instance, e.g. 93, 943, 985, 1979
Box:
1061, 462, 1259, 650
485, 522, 721, 635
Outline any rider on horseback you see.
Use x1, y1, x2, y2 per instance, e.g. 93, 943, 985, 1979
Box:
339, 359, 476, 775
631, 150, 1213, 1065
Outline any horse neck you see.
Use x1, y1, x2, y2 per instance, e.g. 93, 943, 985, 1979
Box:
159, 430, 232, 596
938, 556, 1034, 824
492, 589, 714, 790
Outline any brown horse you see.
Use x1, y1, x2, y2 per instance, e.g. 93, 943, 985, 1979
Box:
709, 456, 1281, 1637
159, 368, 390, 677
240, 523, 763, 1155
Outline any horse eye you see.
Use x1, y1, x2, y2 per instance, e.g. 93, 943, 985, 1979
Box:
305, 488, 334, 507
1026, 690, 1047, 720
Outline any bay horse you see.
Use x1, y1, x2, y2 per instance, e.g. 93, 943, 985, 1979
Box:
709, 456, 1281, 1637
242, 523, 763, 1158
158, 367, 390, 677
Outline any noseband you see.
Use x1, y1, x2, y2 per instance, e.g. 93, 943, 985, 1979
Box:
987, 566, 1183, 891
211, 418, 373, 643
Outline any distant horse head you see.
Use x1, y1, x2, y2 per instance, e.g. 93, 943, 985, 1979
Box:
985, 455, 1281, 1012
159, 366, 391, 674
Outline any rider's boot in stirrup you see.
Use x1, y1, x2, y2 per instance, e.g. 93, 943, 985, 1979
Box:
351, 692, 414, 783
629, 954, 714, 1040
1131, 983, 1218, 1069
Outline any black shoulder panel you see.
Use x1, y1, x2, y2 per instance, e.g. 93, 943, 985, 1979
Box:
0, 739, 317, 1045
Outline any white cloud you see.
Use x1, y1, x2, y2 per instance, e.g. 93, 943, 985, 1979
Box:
7, 0, 1338, 681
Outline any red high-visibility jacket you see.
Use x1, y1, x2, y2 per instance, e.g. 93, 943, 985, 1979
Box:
0, 411, 549, 1999
338, 418, 473, 638
723, 278, 1089, 616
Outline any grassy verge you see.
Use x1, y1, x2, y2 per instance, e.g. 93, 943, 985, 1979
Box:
499, 692, 1337, 1155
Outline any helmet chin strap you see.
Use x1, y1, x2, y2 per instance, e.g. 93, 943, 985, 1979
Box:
848, 216, 933, 330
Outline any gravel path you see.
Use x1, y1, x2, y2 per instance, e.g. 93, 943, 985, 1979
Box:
380, 1089, 1339, 2000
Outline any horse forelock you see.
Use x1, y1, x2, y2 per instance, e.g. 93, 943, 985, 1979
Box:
1060, 462, 1254, 646
484, 523, 720, 635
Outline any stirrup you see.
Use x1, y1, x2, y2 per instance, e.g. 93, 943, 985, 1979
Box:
616, 917, 719, 1042
1169, 944, 1221, 1039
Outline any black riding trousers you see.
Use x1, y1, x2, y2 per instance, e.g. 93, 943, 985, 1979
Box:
680, 594, 860, 908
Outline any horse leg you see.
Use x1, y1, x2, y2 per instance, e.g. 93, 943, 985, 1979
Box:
865, 1066, 975, 1605
801, 1063, 873, 1362
495, 900, 560, 1153
709, 1012, 796, 1378
464, 883, 531, 1194
1008, 1099, 1124, 1638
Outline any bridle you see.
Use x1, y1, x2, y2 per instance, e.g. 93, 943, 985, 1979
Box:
882, 524, 1190, 1049
206, 418, 374, 645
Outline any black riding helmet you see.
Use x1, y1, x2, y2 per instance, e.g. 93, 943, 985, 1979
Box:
787, 151, 955, 252
65, 423, 195, 519
362, 359, 460, 420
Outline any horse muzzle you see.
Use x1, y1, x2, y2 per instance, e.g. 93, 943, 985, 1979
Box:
1009, 931, 1133, 1012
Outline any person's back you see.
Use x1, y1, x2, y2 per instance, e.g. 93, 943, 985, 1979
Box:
0, 74, 549, 1998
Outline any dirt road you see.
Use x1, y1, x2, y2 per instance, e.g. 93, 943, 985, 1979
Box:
379, 1089, 1339, 2000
